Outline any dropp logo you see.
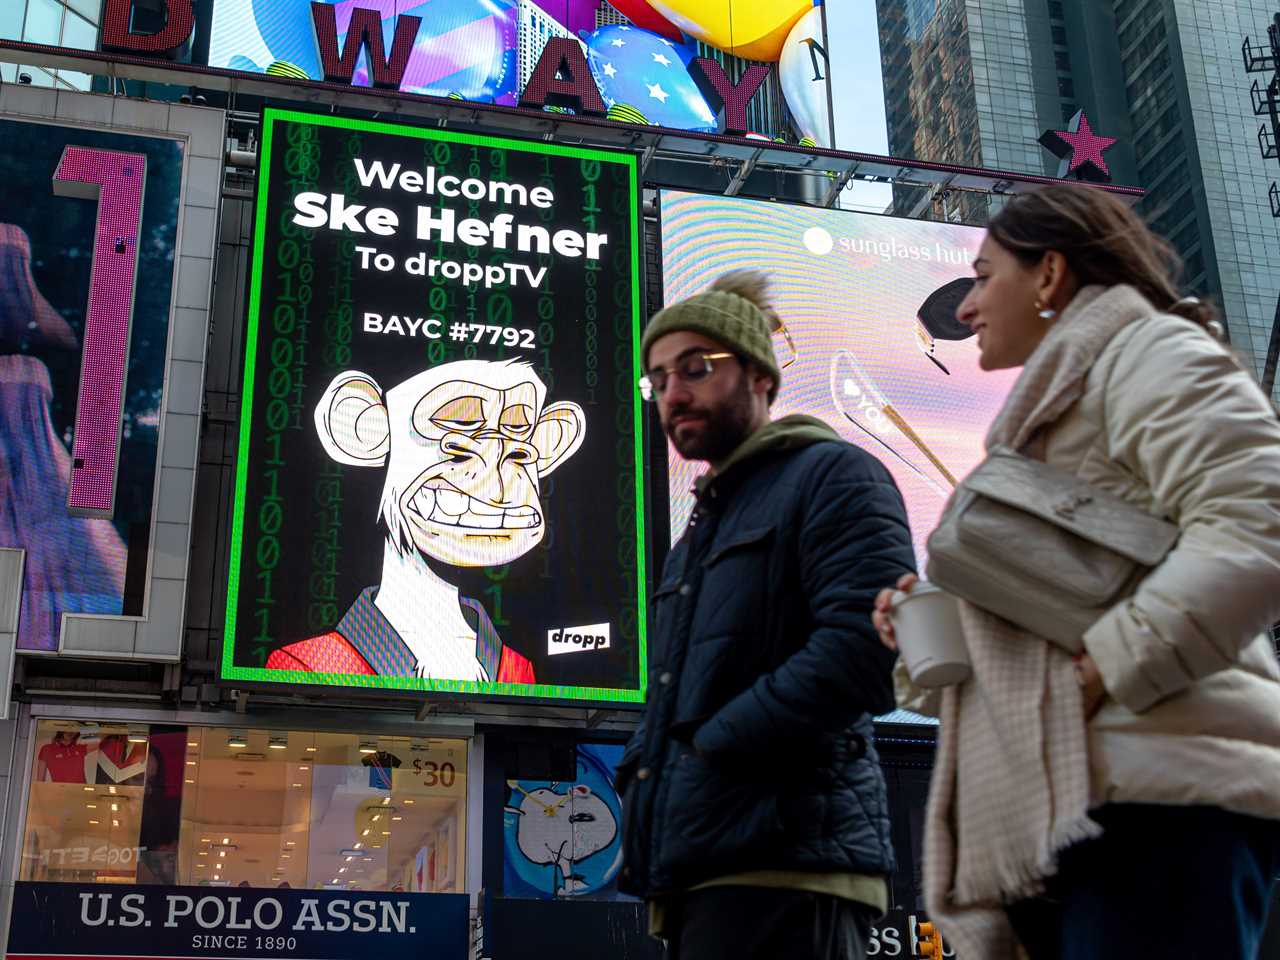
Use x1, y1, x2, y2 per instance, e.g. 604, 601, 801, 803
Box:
547, 622, 611, 655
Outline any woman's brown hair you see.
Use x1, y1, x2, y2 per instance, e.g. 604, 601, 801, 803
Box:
986, 184, 1221, 335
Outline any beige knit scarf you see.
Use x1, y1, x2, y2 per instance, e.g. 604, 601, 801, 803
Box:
922, 285, 1153, 959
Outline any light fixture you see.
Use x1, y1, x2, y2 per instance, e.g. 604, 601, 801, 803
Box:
298, 766, 309, 772
219, 851, 226, 858
358, 741, 377, 754
391, 816, 402, 822
200, 838, 211, 843
184, 779, 195, 784
305, 746, 317, 752
344, 856, 354, 863
292, 783, 302, 788
108, 786, 117, 795
112, 819, 120, 827
331, 878, 339, 884
228, 731, 248, 749
361, 829, 370, 837
187, 741, 198, 747
213, 874, 220, 881
285, 841, 295, 847
127, 725, 148, 744
338, 867, 347, 874
86, 803, 97, 809
280, 854, 291, 860
380, 831, 390, 836
403, 799, 414, 805
186, 760, 197, 766
198, 852, 207, 857
371, 815, 380, 822
111, 803, 119, 812
222, 837, 231, 844
196, 863, 206, 868
267, 734, 288, 750
381, 797, 390, 806
88, 819, 100, 825
353, 842, 363, 850
82, 786, 94, 792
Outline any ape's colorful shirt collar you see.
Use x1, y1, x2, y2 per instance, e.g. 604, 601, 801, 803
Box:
336, 586, 506, 680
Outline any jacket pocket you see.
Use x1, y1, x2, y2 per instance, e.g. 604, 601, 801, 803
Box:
694, 524, 779, 645
657, 747, 781, 878
702, 524, 776, 568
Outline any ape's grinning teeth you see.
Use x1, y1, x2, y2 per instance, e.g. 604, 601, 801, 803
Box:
407, 485, 542, 530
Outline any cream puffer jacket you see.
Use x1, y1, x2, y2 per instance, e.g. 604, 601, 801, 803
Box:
1052, 311, 1280, 818
904, 307, 1280, 820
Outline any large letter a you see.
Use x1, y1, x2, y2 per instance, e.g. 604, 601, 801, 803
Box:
310, 2, 421, 90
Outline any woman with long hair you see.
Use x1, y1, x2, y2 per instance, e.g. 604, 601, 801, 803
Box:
873, 184, 1280, 959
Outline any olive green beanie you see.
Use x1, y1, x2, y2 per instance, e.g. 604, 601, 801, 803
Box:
640, 271, 782, 400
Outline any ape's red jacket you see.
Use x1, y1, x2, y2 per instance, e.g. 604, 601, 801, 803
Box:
265, 587, 535, 684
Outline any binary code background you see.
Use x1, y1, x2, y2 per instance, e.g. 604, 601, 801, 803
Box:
223, 109, 644, 702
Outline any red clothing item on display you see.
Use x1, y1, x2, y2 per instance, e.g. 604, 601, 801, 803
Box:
38, 741, 88, 783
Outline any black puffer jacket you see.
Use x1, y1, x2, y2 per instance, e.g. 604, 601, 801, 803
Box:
618, 416, 916, 897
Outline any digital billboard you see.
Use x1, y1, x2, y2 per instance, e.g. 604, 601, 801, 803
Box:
202, 0, 826, 141
658, 190, 1019, 570
221, 108, 644, 703
0, 116, 183, 652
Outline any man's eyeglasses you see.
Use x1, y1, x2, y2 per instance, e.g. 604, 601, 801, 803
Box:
638, 352, 735, 402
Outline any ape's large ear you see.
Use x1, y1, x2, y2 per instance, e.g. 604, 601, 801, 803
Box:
531, 401, 586, 477
314, 371, 390, 466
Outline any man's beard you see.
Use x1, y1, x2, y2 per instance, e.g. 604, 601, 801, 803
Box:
663, 373, 756, 464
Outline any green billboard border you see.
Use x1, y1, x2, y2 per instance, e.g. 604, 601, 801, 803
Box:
221, 107, 648, 705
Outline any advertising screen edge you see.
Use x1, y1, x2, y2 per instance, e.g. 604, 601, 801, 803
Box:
219, 107, 648, 706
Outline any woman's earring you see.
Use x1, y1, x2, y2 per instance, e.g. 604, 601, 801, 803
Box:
1034, 299, 1057, 320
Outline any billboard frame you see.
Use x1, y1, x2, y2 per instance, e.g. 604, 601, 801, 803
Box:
219, 106, 649, 708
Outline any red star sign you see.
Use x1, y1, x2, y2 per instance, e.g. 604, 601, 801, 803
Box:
1039, 110, 1118, 182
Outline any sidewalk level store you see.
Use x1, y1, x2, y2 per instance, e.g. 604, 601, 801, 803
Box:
21, 720, 468, 893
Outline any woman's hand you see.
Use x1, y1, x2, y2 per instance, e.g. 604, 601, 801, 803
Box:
872, 573, 919, 651
1075, 653, 1107, 719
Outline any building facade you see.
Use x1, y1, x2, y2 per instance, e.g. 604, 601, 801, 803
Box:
875, 0, 1280, 400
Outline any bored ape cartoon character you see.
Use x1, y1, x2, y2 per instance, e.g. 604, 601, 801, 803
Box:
265, 359, 586, 683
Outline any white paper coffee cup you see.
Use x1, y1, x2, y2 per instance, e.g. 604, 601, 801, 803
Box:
890, 582, 971, 688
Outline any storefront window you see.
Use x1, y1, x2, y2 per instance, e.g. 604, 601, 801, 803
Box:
20, 721, 468, 893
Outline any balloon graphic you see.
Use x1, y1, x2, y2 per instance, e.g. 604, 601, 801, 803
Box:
585, 25, 716, 132
244, 0, 518, 103
249, 0, 321, 76
600, 0, 683, 41
346, 0, 518, 103
644, 0, 810, 62
779, 7, 832, 148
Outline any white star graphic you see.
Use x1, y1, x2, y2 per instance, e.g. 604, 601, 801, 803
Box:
652, 52, 672, 66
610, 38, 626, 47
602, 62, 618, 77
660, 38, 675, 47
646, 82, 670, 103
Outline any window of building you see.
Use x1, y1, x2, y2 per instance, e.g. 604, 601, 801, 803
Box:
1048, 1, 1064, 20
5, 0, 102, 88
1057, 77, 1075, 98
20, 721, 468, 893
1055, 50, 1072, 72
1061, 102, 1080, 123
1051, 25, 1067, 46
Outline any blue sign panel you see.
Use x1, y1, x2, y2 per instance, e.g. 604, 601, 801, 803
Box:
6, 883, 469, 960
